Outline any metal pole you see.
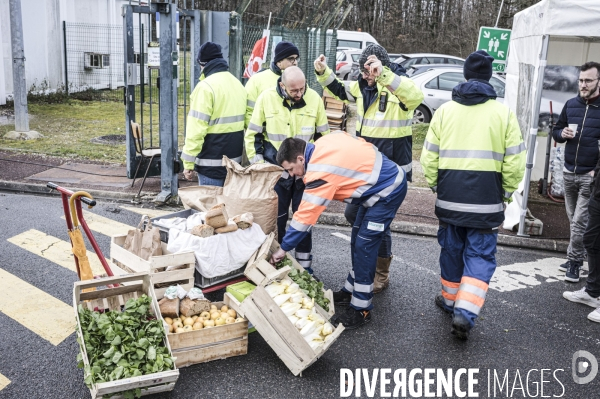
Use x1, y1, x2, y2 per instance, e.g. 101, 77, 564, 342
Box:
124, 5, 137, 178
63, 21, 69, 95
229, 11, 243, 81
190, 9, 201, 87
517, 34, 549, 237
494, 0, 505, 28
9, 0, 29, 132
156, 2, 178, 203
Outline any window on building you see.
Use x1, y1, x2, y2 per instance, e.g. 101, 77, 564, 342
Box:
84, 53, 110, 69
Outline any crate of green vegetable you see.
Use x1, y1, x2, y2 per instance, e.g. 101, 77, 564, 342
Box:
73, 272, 179, 399
244, 233, 335, 317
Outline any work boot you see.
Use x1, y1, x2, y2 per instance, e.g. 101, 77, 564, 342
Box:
435, 295, 453, 314
373, 256, 392, 294
451, 313, 471, 340
335, 307, 371, 330
565, 261, 583, 283
333, 290, 352, 305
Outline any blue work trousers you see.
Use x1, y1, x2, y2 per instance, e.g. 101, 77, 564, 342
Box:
344, 182, 407, 311
437, 223, 498, 329
344, 203, 392, 258
275, 176, 313, 270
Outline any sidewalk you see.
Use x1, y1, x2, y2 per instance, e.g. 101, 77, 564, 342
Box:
0, 148, 571, 253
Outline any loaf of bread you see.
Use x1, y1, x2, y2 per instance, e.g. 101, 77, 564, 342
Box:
190, 224, 214, 237
179, 298, 211, 317
215, 220, 239, 234
158, 297, 180, 319
233, 212, 254, 229
205, 203, 229, 228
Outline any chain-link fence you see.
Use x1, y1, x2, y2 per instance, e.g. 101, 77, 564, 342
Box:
64, 8, 338, 103
241, 12, 337, 95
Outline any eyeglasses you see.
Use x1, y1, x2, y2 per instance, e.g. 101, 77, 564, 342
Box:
360, 68, 371, 77
286, 87, 305, 95
286, 56, 300, 63
578, 78, 599, 86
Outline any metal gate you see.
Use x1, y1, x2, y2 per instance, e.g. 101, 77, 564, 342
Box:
122, 2, 229, 202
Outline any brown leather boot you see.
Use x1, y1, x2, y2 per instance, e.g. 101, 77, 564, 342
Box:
373, 256, 392, 294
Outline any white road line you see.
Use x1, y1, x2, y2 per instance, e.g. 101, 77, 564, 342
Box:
490, 257, 567, 292
331, 232, 351, 241
120, 205, 172, 219
7, 229, 109, 277
0, 268, 75, 346
0, 373, 10, 391
61, 210, 131, 238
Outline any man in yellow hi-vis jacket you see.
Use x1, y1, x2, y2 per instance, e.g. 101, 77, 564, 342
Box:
420, 50, 526, 340
246, 66, 329, 275
182, 42, 246, 186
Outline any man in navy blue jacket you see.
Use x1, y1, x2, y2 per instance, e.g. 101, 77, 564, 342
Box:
552, 61, 600, 283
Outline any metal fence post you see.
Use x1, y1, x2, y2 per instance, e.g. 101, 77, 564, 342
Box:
190, 9, 201, 87
123, 4, 137, 178
229, 11, 243, 81
63, 21, 69, 95
156, 2, 178, 202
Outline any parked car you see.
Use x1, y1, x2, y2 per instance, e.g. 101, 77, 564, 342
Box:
405, 64, 458, 77
336, 49, 362, 80
394, 53, 465, 69
409, 67, 505, 124
542, 65, 579, 92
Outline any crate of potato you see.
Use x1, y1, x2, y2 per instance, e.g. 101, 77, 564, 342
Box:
159, 296, 248, 368
224, 266, 344, 376
74, 273, 179, 399
244, 233, 335, 318
110, 234, 195, 298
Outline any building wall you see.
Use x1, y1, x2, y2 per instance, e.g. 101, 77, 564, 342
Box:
1, 0, 134, 101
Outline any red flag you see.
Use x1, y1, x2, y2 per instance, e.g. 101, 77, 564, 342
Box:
244, 30, 270, 78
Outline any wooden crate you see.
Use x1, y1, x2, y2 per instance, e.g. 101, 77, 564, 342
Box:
244, 233, 335, 318
224, 266, 345, 376
73, 273, 179, 399
166, 301, 248, 368
110, 235, 195, 298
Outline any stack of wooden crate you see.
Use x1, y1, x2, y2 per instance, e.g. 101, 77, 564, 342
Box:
322, 90, 348, 131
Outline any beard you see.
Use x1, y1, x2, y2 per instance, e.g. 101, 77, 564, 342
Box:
580, 82, 599, 99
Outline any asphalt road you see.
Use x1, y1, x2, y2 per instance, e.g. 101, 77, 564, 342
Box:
0, 192, 598, 399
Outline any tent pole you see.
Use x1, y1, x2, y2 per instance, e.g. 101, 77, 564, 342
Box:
517, 34, 550, 237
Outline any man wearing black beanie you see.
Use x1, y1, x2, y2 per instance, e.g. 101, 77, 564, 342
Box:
244, 41, 300, 127
420, 50, 526, 340
181, 42, 246, 186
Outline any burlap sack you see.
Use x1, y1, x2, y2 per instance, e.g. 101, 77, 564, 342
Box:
179, 156, 282, 237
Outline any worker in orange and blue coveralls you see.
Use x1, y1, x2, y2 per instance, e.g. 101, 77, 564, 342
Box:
270, 132, 407, 330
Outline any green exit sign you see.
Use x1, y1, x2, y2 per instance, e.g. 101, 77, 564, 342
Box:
476, 27, 511, 72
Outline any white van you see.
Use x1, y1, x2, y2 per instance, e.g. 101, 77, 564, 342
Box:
329, 30, 379, 50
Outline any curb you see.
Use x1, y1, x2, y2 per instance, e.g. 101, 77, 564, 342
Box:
317, 212, 569, 253
1, 180, 569, 253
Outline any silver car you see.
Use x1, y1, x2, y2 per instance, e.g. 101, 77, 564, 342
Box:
336, 49, 362, 80
409, 67, 505, 124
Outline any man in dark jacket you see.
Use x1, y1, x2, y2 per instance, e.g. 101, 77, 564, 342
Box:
552, 61, 600, 282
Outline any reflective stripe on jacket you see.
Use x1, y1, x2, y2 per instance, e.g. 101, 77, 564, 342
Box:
182, 70, 246, 179
316, 65, 424, 179
244, 69, 279, 128
245, 85, 330, 165
420, 99, 526, 229
281, 132, 405, 251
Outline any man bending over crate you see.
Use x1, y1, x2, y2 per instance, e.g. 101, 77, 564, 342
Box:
270, 132, 407, 329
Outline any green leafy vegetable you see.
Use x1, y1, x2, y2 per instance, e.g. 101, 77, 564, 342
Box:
289, 268, 330, 312
77, 294, 175, 398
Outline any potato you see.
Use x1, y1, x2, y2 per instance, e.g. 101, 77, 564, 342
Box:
164, 317, 173, 325
225, 317, 235, 324
220, 305, 229, 313
227, 309, 237, 318
200, 311, 210, 319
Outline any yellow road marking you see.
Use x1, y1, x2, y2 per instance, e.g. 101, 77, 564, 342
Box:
7, 229, 108, 276
120, 205, 173, 219
0, 373, 10, 391
61, 210, 132, 238
0, 268, 75, 346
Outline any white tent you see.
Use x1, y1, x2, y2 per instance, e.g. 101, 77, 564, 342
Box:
504, 0, 600, 236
